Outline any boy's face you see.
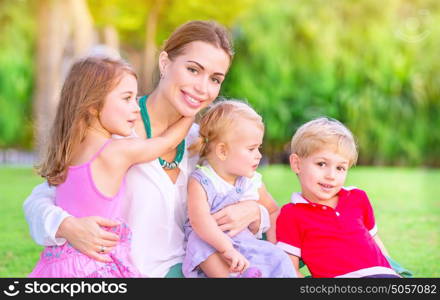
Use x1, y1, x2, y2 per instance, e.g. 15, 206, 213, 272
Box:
290, 148, 350, 204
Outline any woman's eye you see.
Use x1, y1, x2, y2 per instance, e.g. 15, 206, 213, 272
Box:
211, 77, 221, 84
187, 67, 198, 74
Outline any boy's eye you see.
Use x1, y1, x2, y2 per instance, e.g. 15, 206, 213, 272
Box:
317, 162, 325, 167
337, 166, 346, 171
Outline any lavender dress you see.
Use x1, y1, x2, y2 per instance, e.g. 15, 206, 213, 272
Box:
182, 167, 296, 278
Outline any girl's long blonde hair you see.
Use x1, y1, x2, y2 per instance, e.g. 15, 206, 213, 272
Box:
189, 99, 264, 163
37, 57, 137, 186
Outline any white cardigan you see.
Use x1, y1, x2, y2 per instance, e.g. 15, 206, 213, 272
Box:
23, 124, 269, 277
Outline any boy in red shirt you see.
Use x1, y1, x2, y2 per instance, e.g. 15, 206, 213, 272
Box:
276, 117, 400, 278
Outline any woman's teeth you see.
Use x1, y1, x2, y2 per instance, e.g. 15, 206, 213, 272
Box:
187, 96, 198, 104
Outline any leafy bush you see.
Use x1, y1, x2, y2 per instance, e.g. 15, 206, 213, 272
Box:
0, 0, 35, 149
222, 0, 440, 166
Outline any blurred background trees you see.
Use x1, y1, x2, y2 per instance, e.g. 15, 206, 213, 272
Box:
0, 0, 439, 166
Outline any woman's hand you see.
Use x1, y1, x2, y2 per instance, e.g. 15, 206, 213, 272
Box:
56, 216, 120, 262
212, 201, 260, 237
221, 247, 250, 274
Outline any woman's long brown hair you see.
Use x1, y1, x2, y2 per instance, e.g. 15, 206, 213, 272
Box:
37, 57, 136, 186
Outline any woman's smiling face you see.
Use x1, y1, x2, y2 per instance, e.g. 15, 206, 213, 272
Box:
158, 41, 231, 117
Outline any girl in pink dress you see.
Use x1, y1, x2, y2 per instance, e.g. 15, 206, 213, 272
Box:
29, 57, 193, 277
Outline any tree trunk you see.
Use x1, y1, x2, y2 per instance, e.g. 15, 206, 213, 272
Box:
70, 0, 95, 57
33, 0, 95, 157
103, 25, 120, 53
34, 0, 70, 156
141, 0, 165, 94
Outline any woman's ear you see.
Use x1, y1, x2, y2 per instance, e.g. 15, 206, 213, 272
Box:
215, 142, 228, 161
289, 153, 301, 174
158, 51, 170, 78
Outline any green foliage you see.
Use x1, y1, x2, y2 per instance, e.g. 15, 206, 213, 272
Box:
88, 0, 257, 49
0, 0, 36, 149
88, 0, 149, 48
158, 0, 257, 43
1, 0, 439, 167
222, 0, 440, 166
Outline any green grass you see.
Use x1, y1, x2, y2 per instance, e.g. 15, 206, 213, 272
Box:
0, 167, 45, 277
0, 165, 439, 277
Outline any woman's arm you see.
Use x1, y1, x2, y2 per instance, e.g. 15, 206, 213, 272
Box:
212, 185, 272, 238
23, 182, 120, 263
256, 184, 279, 243
57, 216, 120, 262
23, 182, 68, 246
213, 200, 262, 237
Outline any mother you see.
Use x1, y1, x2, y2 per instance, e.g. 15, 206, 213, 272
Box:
24, 20, 274, 277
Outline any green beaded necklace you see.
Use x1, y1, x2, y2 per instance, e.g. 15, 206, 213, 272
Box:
139, 95, 185, 169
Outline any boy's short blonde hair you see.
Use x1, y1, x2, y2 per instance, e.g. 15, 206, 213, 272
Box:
290, 117, 358, 167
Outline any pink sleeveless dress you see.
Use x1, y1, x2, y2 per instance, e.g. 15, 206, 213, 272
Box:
29, 140, 141, 277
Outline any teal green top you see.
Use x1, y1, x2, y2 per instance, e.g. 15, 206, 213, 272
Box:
138, 95, 185, 169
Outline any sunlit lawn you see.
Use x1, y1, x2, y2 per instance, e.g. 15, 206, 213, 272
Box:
0, 165, 439, 277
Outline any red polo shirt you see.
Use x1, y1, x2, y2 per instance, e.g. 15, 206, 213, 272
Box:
276, 187, 396, 278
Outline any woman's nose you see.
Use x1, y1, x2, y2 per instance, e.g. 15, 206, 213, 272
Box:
194, 76, 208, 95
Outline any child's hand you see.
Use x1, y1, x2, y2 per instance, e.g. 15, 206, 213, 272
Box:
176, 116, 195, 129
162, 116, 195, 146
221, 247, 250, 274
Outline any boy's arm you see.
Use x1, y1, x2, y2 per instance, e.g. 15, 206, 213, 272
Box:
288, 254, 304, 278
187, 178, 235, 254
373, 234, 390, 257
359, 190, 391, 257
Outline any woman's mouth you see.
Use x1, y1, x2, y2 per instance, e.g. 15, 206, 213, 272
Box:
182, 91, 203, 109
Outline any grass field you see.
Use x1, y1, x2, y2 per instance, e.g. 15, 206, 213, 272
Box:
0, 165, 439, 277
